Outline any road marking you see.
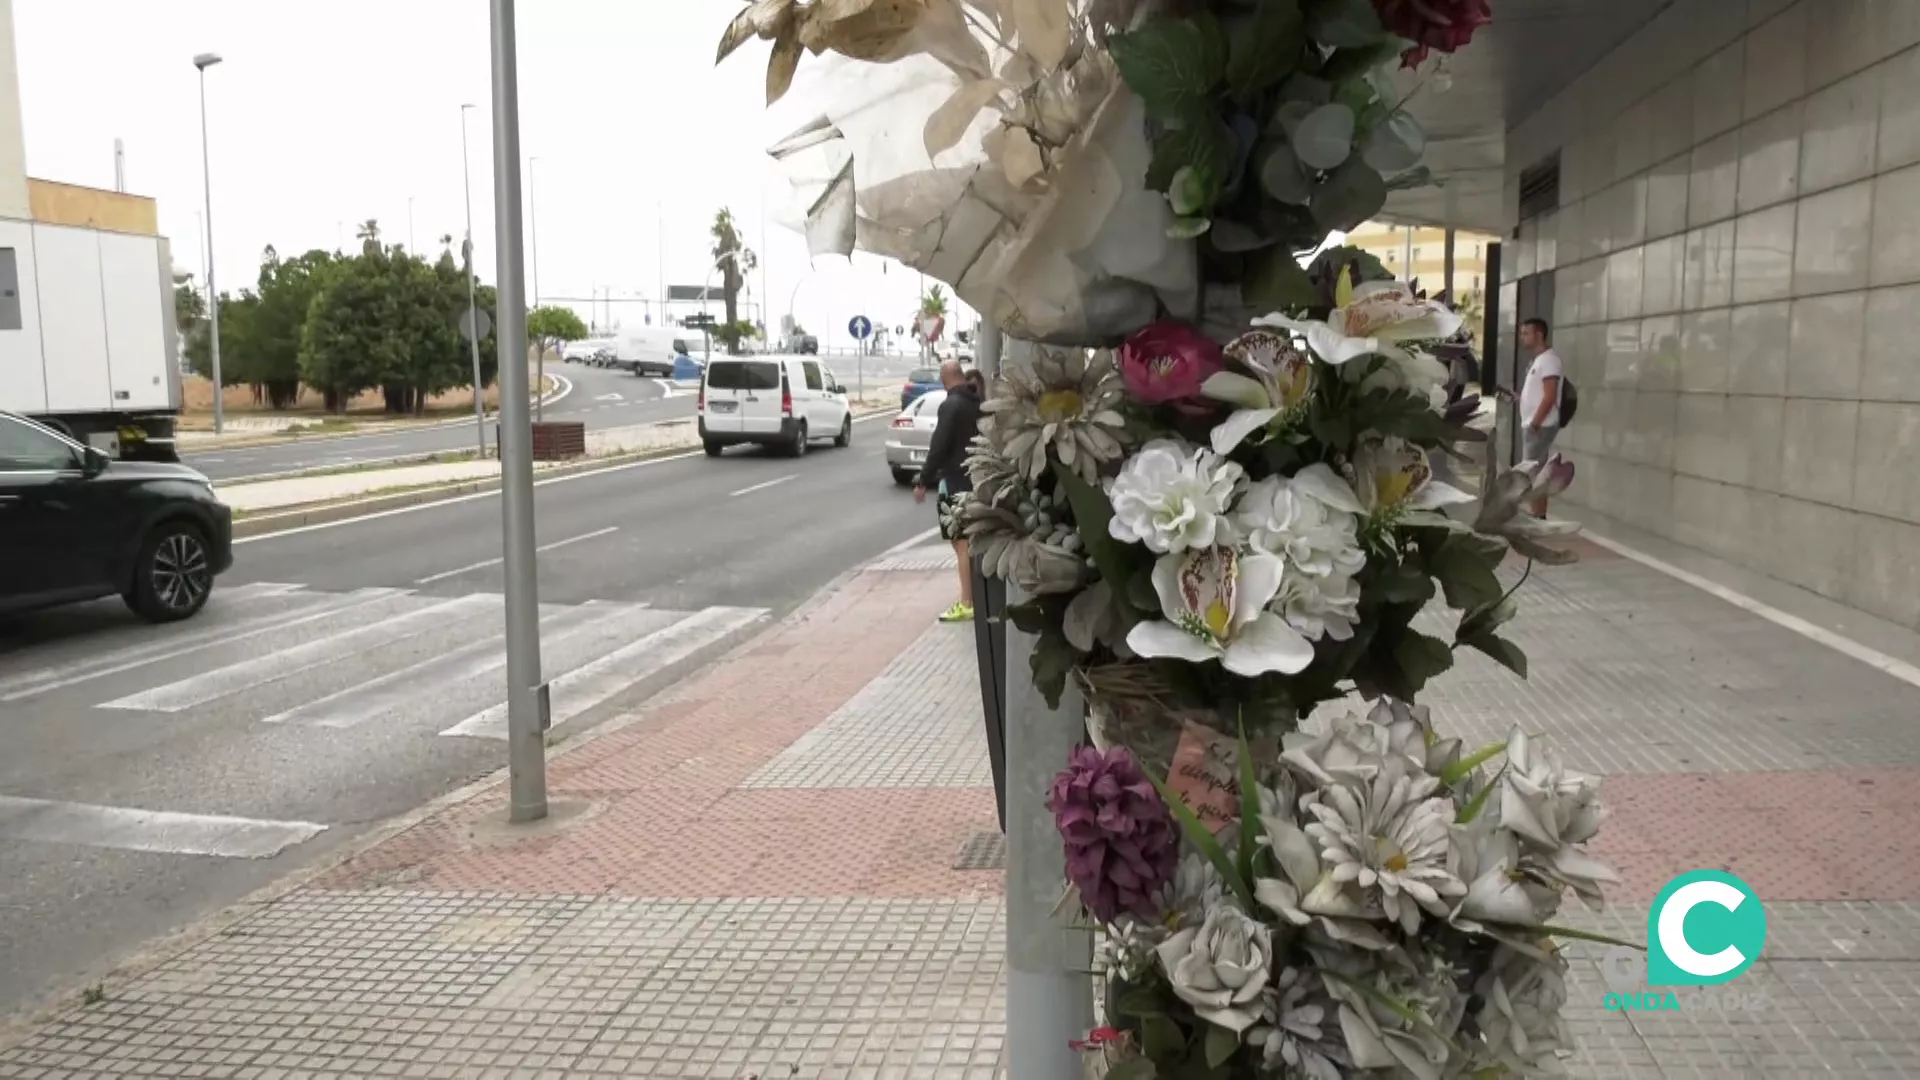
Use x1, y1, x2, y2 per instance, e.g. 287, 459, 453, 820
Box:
651, 379, 678, 399
595, 393, 625, 402
440, 606, 767, 739
0, 796, 325, 858
1584, 530, 1920, 691
873, 525, 942, 561
729, 474, 798, 497
99, 594, 496, 712
235, 412, 896, 544
0, 588, 404, 702
411, 526, 621, 585
258, 600, 653, 728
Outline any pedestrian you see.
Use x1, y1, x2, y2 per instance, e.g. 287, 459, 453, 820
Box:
1517, 317, 1563, 517
914, 359, 982, 623
965, 367, 987, 399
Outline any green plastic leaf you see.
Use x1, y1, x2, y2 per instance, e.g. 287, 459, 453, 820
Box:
1226, 0, 1304, 102
1271, 98, 1318, 139
1320, 969, 1460, 1056
1373, 563, 1436, 605
1431, 532, 1508, 612
1147, 116, 1236, 195
1535, 923, 1647, 950
1464, 632, 1528, 678
1056, 467, 1142, 613
1292, 103, 1355, 170
1005, 598, 1050, 634
1281, 72, 1332, 105
1030, 630, 1080, 710
1306, 0, 1386, 49
1258, 143, 1312, 205
1141, 1014, 1187, 1059
1320, 39, 1404, 83
1457, 594, 1519, 641
1204, 1023, 1239, 1068
1236, 721, 1262, 885
1115, 987, 1169, 1019
1362, 110, 1426, 175
1310, 158, 1386, 231
1108, 1059, 1159, 1080
1110, 18, 1228, 120
1147, 771, 1254, 910
1392, 630, 1454, 692
1439, 740, 1508, 788
1242, 247, 1318, 311
1453, 764, 1503, 824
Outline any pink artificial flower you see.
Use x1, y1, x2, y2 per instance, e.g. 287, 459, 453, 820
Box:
1119, 320, 1224, 413
1373, 0, 1493, 67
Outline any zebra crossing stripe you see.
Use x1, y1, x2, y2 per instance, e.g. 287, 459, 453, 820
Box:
0, 588, 406, 703
0, 795, 324, 859
440, 605, 767, 740
98, 593, 498, 713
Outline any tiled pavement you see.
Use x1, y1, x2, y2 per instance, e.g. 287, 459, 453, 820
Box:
5, 536, 1920, 1077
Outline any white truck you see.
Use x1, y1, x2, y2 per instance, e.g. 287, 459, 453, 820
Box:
0, 214, 180, 460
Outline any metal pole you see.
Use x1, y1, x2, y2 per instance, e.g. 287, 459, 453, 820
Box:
1443, 227, 1457, 303
1001, 334, 1093, 1077
194, 60, 224, 436
489, 0, 548, 824
461, 104, 486, 457
656, 200, 666, 329
408, 197, 416, 253
529, 156, 542, 421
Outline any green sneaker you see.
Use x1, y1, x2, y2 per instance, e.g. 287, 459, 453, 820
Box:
938, 602, 974, 623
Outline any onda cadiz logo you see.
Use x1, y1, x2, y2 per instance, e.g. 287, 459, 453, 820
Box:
1601, 870, 1769, 1012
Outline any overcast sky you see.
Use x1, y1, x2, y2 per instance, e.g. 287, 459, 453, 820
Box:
14, 0, 955, 346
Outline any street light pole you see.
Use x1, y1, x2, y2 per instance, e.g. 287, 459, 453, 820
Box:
528, 155, 542, 421
488, 0, 548, 824
192, 52, 224, 436
460, 104, 486, 457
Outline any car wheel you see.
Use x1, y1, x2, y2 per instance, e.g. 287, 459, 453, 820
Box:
704, 440, 723, 457
788, 421, 809, 458
834, 414, 852, 448
891, 469, 915, 486
124, 520, 214, 623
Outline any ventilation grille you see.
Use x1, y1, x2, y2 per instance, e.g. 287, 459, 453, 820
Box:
1517, 153, 1562, 222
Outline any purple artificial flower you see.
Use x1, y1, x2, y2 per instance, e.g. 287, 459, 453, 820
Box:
1118, 321, 1224, 413
1046, 745, 1180, 922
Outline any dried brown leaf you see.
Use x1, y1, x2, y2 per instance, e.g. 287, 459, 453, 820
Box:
798, 0, 930, 61
716, 0, 794, 63
1007, 0, 1070, 70
923, 78, 1005, 159
766, 33, 804, 104
1001, 126, 1045, 187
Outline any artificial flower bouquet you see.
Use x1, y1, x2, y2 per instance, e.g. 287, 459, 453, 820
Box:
974, 272, 1612, 1078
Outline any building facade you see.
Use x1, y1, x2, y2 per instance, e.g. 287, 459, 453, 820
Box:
1343, 221, 1499, 299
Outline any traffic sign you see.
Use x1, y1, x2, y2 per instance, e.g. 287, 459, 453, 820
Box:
848, 315, 873, 341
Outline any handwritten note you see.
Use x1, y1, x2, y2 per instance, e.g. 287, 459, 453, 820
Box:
1165, 722, 1242, 835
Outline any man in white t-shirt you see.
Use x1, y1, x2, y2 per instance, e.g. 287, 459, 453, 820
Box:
1517, 318, 1562, 516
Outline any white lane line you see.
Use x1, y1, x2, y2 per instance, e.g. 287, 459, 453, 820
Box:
259, 601, 652, 728
236, 412, 897, 544
100, 593, 496, 713
729, 474, 798, 498
0, 795, 325, 859
872, 526, 942, 562
0, 588, 403, 702
440, 605, 768, 739
1583, 530, 1920, 691
411, 526, 621, 586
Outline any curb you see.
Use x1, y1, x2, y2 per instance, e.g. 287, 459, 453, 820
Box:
176, 376, 572, 454
228, 407, 902, 539
0, 538, 942, 1048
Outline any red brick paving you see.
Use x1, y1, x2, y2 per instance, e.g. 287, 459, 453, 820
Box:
320, 567, 1004, 899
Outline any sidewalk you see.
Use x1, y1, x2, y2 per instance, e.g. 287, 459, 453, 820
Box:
5, 533, 1920, 1077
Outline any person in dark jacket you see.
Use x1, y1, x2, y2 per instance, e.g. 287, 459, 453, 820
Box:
914, 360, 983, 623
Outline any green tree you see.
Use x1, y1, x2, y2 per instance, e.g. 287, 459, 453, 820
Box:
918, 284, 948, 318
241, 246, 338, 408
709, 207, 757, 353
527, 305, 588, 359
712, 318, 761, 354
183, 289, 257, 386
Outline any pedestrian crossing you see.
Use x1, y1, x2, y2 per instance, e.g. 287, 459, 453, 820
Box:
1, 580, 768, 742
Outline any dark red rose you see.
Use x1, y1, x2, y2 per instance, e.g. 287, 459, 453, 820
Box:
1374, 0, 1492, 67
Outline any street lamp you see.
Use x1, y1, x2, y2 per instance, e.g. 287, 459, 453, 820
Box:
527, 155, 542, 421
192, 52, 224, 435
460, 103, 485, 456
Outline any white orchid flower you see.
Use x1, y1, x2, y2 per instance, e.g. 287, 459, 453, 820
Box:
1256, 280, 1464, 368
1201, 329, 1314, 455
1349, 434, 1475, 516
1126, 545, 1314, 677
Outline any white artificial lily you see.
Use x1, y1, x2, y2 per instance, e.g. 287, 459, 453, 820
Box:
1126, 545, 1314, 677
1349, 434, 1475, 517
1201, 329, 1314, 455
1256, 280, 1464, 368
1106, 438, 1245, 554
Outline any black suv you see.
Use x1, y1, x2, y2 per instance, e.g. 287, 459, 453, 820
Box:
0, 411, 233, 622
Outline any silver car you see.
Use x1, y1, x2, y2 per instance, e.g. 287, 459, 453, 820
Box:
884, 389, 944, 485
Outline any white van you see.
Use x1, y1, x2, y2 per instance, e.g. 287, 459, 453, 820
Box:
614, 326, 703, 376
699, 356, 853, 457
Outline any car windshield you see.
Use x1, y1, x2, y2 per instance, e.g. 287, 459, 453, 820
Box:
908, 368, 938, 384
706, 361, 780, 391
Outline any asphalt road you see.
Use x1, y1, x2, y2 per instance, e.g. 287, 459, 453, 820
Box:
181, 354, 929, 482
0, 415, 940, 1017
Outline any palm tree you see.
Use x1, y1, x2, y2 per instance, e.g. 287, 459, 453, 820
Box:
356, 219, 382, 256
709, 208, 759, 352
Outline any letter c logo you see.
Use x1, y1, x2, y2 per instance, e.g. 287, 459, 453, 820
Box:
1647, 870, 1767, 987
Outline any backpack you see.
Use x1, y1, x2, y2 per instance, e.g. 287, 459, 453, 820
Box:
1558, 377, 1579, 425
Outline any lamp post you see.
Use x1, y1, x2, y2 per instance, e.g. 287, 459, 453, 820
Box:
192, 52, 224, 435
460, 103, 486, 456
487, 0, 548, 824
528, 155, 542, 420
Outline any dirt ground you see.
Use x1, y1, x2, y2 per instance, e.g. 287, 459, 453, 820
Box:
179, 376, 512, 418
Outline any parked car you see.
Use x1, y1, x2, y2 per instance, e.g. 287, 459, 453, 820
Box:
900, 367, 942, 410
699, 356, 853, 457
0, 411, 232, 622
786, 333, 819, 355
884, 389, 945, 485
562, 339, 615, 365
